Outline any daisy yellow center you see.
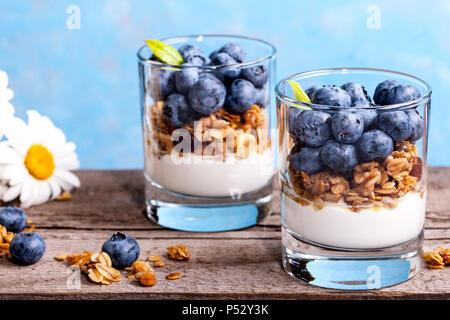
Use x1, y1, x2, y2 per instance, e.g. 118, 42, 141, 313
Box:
24, 145, 55, 180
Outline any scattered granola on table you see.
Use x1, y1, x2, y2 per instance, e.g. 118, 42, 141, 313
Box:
167, 244, 190, 261
423, 246, 450, 269
55, 251, 121, 285
125, 260, 157, 287
166, 272, 183, 280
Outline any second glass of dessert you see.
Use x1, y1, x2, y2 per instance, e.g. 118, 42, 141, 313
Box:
138, 35, 276, 232
276, 68, 431, 290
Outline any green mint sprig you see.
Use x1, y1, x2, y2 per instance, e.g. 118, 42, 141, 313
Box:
287, 80, 312, 110
145, 39, 184, 66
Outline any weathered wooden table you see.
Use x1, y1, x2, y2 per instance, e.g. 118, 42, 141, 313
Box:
0, 169, 449, 300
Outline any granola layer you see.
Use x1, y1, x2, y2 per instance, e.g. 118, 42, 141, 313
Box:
285, 141, 423, 211
147, 101, 271, 160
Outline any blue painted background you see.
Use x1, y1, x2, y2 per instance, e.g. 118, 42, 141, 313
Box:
1, 0, 449, 168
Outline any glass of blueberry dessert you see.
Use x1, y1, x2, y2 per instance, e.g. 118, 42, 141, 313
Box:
137, 35, 276, 232
276, 68, 431, 290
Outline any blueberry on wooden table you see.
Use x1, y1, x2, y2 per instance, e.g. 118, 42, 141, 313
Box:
102, 232, 140, 269
0, 207, 27, 233
9, 232, 46, 265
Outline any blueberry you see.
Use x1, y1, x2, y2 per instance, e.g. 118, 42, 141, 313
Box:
305, 85, 322, 101
356, 130, 394, 161
211, 52, 241, 79
199, 71, 224, 83
406, 109, 424, 141
188, 76, 226, 115
178, 45, 210, 66
330, 111, 364, 143
312, 86, 352, 107
9, 232, 45, 265
384, 84, 421, 105
102, 232, 140, 269
373, 80, 400, 105
0, 207, 27, 233
376, 111, 412, 141
320, 140, 359, 173
163, 93, 196, 127
351, 100, 377, 130
242, 66, 268, 87
340, 82, 370, 103
287, 106, 302, 142
175, 63, 199, 95
255, 87, 269, 108
225, 79, 256, 114
289, 144, 324, 175
218, 43, 246, 63
209, 49, 219, 61
159, 69, 176, 99
294, 111, 331, 147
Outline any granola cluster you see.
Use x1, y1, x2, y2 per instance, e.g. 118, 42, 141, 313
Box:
148, 101, 270, 160
54, 243, 190, 287
125, 260, 157, 287
167, 244, 190, 261
286, 141, 423, 211
423, 246, 450, 269
0, 225, 15, 258
55, 251, 121, 285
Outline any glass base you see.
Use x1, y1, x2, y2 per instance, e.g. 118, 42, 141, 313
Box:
144, 174, 273, 232
282, 227, 423, 290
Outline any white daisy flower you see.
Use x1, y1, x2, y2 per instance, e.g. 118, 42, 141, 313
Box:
0, 110, 80, 208
0, 70, 15, 138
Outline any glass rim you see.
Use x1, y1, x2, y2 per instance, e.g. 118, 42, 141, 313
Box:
275, 67, 432, 111
136, 34, 277, 70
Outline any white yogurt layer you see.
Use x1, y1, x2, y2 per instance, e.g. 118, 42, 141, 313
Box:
282, 192, 426, 249
145, 150, 274, 197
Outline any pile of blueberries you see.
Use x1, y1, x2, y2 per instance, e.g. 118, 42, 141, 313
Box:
288, 80, 425, 175
0, 207, 45, 265
151, 43, 269, 127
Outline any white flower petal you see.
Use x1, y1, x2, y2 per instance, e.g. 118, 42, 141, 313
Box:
3, 183, 22, 202
55, 157, 80, 171
54, 169, 81, 188
48, 177, 62, 199
19, 175, 34, 204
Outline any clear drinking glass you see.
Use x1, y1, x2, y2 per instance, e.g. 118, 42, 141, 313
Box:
137, 35, 277, 232
276, 68, 431, 289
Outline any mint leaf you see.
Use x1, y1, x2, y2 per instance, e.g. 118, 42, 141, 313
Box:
145, 39, 184, 66
287, 80, 312, 110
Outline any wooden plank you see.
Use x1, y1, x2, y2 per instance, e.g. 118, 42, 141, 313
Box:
25, 168, 450, 230
0, 168, 448, 299
0, 229, 448, 300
